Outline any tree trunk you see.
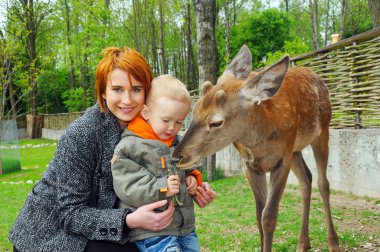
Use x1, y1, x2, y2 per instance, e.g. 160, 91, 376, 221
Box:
194, 0, 218, 180
9, 79, 17, 117
186, 1, 197, 91
104, 0, 110, 9
64, 0, 76, 88
81, 44, 89, 112
158, 0, 167, 74
310, 0, 319, 49
324, 0, 331, 46
180, 32, 185, 83
132, 0, 142, 51
149, 3, 159, 76
339, 0, 348, 38
194, 0, 218, 87
368, 0, 380, 28
285, 0, 289, 12
25, 0, 40, 138
224, 0, 231, 64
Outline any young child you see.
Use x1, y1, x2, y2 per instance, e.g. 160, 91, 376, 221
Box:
111, 75, 203, 252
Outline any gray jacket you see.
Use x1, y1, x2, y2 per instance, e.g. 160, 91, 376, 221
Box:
112, 129, 197, 242
8, 104, 130, 252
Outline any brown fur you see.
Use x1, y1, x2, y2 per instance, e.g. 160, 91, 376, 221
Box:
172, 45, 340, 252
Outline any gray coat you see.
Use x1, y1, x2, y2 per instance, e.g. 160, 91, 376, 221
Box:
8, 104, 130, 252
112, 129, 197, 242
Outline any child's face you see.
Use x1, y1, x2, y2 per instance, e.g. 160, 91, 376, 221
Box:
143, 97, 190, 140
102, 68, 145, 128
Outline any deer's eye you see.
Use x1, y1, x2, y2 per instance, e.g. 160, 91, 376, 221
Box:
209, 121, 223, 128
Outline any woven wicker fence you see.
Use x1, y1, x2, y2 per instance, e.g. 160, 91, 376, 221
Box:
290, 28, 380, 128
42, 111, 85, 130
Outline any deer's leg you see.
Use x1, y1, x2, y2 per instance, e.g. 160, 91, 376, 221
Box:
311, 128, 339, 252
244, 165, 268, 251
262, 157, 291, 252
291, 152, 312, 252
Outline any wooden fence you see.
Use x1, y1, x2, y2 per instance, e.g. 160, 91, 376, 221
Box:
41, 111, 85, 130
290, 28, 380, 128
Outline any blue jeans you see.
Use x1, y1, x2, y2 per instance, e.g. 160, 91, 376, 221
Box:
135, 232, 200, 252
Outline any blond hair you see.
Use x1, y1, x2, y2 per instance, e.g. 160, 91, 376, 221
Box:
146, 75, 191, 107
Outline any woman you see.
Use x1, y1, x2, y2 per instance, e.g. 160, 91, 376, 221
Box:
9, 47, 216, 252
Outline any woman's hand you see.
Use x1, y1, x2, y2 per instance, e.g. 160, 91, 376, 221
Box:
193, 182, 217, 208
125, 200, 174, 231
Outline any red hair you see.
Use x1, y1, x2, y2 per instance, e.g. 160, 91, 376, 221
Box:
96, 47, 154, 112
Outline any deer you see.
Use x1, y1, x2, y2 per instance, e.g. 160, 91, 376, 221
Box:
172, 45, 340, 252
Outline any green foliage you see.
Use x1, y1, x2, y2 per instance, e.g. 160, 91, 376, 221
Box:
38, 68, 70, 113
1, 0, 376, 116
343, 0, 373, 38
265, 37, 310, 65
62, 87, 94, 112
229, 9, 292, 68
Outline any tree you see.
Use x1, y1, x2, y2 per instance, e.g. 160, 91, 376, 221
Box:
158, 0, 167, 74
61, 0, 76, 88
368, 0, 380, 28
194, 0, 218, 180
343, 0, 372, 37
323, 0, 331, 46
229, 9, 292, 68
7, 0, 51, 138
185, 0, 197, 91
0, 29, 16, 118
339, 0, 348, 38
310, 0, 320, 49
223, 0, 231, 64
194, 0, 218, 87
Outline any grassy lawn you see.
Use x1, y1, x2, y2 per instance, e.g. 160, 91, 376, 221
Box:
196, 176, 380, 251
0, 139, 57, 252
1, 139, 379, 251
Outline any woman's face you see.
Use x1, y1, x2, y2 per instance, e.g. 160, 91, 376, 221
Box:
102, 68, 145, 128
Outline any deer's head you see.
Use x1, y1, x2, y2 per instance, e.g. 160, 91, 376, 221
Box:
172, 45, 289, 169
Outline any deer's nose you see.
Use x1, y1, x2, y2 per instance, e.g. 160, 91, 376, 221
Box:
171, 149, 181, 159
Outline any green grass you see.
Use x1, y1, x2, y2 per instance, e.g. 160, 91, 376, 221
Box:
196, 177, 380, 252
1, 139, 379, 252
0, 139, 57, 252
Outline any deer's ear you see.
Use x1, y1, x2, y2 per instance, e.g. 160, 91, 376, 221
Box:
242, 55, 289, 103
201, 81, 213, 95
224, 45, 252, 80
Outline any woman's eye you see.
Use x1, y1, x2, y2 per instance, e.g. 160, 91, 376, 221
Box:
112, 87, 122, 93
176, 121, 183, 125
133, 87, 142, 93
209, 121, 223, 128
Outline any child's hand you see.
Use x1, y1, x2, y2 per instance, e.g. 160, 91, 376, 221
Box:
166, 175, 180, 197
186, 175, 197, 195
